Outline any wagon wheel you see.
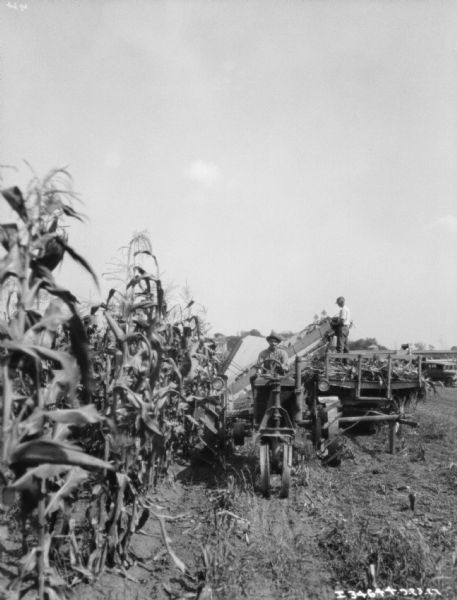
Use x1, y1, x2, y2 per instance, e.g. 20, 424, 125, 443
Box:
279, 443, 292, 499
259, 442, 270, 498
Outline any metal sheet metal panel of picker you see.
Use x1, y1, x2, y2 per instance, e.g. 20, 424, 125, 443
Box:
226, 318, 428, 499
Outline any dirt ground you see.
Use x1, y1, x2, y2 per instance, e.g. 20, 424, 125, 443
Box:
3, 388, 457, 600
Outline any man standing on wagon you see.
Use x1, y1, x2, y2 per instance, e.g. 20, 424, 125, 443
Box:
334, 296, 352, 353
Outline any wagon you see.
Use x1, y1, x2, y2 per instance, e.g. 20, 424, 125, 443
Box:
301, 351, 426, 466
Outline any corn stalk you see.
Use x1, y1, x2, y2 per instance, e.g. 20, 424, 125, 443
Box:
0, 177, 226, 594
0, 172, 113, 599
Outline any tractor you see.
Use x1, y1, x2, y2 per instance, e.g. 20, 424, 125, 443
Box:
229, 337, 427, 498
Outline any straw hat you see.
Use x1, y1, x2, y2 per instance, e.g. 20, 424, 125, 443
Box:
266, 330, 282, 343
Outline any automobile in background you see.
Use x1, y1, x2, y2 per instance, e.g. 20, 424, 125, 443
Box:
423, 360, 457, 387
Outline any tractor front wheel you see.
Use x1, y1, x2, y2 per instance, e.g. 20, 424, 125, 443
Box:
271, 439, 282, 473
279, 443, 292, 498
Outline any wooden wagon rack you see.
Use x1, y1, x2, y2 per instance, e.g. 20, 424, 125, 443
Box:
322, 351, 424, 399
309, 351, 426, 453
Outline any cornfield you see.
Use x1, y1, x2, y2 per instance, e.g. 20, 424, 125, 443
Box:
0, 171, 225, 600
2, 170, 457, 600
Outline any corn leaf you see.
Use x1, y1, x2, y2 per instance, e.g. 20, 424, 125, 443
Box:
23, 279, 43, 309
1, 186, 28, 221
62, 203, 85, 223
44, 405, 104, 425
19, 547, 38, 575
142, 415, 163, 437
45, 467, 88, 515
10, 440, 115, 471
62, 241, 99, 289
0, 244, 22, 284
134, 249, 158, 271
106, 287, 124, 306
45, 284, 79, 307
33, 236, 66, 272
17, 408, 47, 440
104, 310, 125, 342
0, 223, 19, 251
68, 313, 93, 399
156, 515, 187, 573
11, 464, 72, 491
135, 508, 150, 532
2, 364, 12, 462
52, 423, 72, 442
112, 384, 142, 408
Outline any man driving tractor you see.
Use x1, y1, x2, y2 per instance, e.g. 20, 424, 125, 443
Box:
256, 331, 289, 374
249, 331, 289, 394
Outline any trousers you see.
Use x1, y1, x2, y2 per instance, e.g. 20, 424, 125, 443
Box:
336, 326, 350, 353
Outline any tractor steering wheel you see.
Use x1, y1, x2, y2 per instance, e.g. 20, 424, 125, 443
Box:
256, 358, 287, 376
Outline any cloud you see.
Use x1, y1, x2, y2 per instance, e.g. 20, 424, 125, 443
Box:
104, 142, 122, 170
184, 160, 222, 187
104, 150, 121, 170
431, 214, 457, 233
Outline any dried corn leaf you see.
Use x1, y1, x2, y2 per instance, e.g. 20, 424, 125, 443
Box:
157, 515, 187, 573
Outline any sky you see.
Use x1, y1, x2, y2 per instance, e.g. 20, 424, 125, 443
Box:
1, 0, 457, 348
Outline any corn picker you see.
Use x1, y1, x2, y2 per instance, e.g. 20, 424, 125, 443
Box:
226, 320, 427, 498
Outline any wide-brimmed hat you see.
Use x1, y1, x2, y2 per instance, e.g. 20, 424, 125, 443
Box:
266, 330, 282, 343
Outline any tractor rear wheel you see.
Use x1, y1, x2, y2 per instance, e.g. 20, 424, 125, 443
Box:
233, 422, 245, 446
313, 406, 324, 449
313, 402, 342, 466
323, 405, 342, 467
279, 443, 292, 498
324, 438, 342, 467
259, 443, 270, 498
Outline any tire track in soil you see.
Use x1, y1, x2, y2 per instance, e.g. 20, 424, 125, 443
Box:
144, 464, 335, 599
76, 456, 335, 600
